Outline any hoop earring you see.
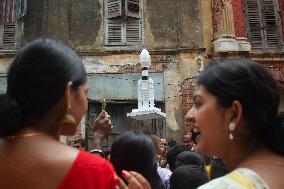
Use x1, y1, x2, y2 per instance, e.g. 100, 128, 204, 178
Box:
228, 122, 235, 140
61, 113, 76, 125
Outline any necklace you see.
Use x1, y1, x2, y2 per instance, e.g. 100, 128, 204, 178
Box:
7, 132, 44, 140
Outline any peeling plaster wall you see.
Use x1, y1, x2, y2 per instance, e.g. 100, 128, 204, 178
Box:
0, 57, 12, 74
22, 0, 204, 51
164, 70, 184, 141
1, 0, 206, 142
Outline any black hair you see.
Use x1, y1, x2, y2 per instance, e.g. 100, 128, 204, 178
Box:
168, 139, 177, 148
101, 148, 111, 159
111, 131, 164, 189
175, 150, 205, 169
0, 38, 86, 137
170, 165, 209, 189
198, 58, 283, 155
166, 144, 189, 171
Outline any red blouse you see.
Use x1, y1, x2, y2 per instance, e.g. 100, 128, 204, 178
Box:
57, 150, 116, 189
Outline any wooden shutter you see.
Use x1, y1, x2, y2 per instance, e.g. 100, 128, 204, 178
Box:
105, 0, 142, 45
263, 0, 279, 50
246, 0, 263, 49
126, 0, 140, 18
0, 24, 4, 48
126, 18, 140, 43
125, 0, 141, 44
106, 18, 123, 44
3, 22, 16, 49
107, 0, 121, 18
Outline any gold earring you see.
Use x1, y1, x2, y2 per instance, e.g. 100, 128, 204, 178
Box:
61, 113, 76, 125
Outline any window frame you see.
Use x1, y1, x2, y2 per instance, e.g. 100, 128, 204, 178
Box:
0, 0, 26, 50
104, 0, 143, 46
244, 0, 283, 52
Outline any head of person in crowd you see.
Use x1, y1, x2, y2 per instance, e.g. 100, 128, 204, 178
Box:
0, 37, 87, 139
168, 139, 177, 148
150, 135, 164, 158
160, 138, 169, 151
111, 131, 164, 189
185, 58, 283, 170
170, 165, 209, 189
150, 135, 168, 161
166, 144, 189, 171
175, 150, 206, 169
102, 147, 111, 160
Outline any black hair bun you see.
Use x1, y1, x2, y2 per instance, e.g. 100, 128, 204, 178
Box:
0, 94, 23, 137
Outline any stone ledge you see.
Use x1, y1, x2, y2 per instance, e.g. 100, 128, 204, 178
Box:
214, 37, 251, 53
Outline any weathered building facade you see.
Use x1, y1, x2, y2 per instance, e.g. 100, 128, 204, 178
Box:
1, 0, 283, 148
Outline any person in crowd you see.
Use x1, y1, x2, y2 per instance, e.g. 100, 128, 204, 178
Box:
170, 165, 209, 189
167, 139, 177, 148
102, 148, 111, 160
150, 135, 167, 165
150, 135, 172, 189
166, 144, 189, 171
184, 58, 284, 188
175, 150, 206, 169
0, 38, 150, 189
111, 131, 165, 189
159, 138, 169, 168
91, 109, 113, 150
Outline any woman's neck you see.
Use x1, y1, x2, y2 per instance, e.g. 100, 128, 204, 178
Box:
22, 118, 61, 140
225, 139, 266, 171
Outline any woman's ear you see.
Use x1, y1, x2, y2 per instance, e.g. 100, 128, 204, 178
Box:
63, 81, 73, 111
231, 100, 243, 128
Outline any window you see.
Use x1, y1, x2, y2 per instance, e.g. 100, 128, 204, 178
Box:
244, 0, 282, 51
0, 0, 26, 49
104, 0, 142, 46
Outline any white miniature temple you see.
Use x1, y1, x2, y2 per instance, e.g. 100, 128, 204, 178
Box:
127, 49, 166, 120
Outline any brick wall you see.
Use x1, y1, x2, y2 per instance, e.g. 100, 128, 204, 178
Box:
232, 0, 246, 37
181, 78, 197, 116
181, 77, 196, 146
262, 63, 284, 88
212, 0, 225, 38
213, 0, 246, 38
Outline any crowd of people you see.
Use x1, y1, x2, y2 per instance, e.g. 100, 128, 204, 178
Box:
0, 38, 284, 189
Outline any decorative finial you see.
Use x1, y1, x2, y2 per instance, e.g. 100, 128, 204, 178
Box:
140, 49, 151, 68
